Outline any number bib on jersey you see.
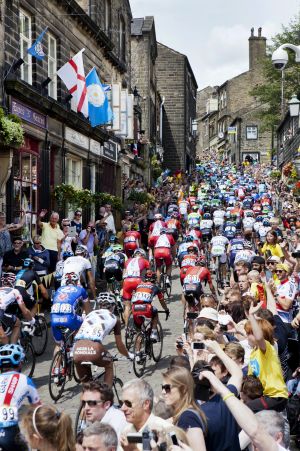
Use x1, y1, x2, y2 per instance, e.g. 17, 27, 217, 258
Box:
51, 303, 73, 314
211, 246, 225, 256
132, 291, 152, 303
0, 406, 18, 426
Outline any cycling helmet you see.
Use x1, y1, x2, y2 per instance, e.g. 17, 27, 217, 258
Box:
203, 213, 211, 220
62, 251, 74, 260
109, 235, 117, 243
198, 255, 207, 266
112, 244, 123, 252
187, 245, 198, 253
96, 292, 116, 311
262, 219, 270, 227
0, 272, 16, 288
245, 211, 254, 218
243, 241, 252, 249
160, 228, 169, 234
75, 244, 88, 256
171, 212, 180, 219
184, 235, 194, 243
64, 272, 80, 285
154, 213, 163, 220
192, 206, 198, 212
0, 344, 25, 367
144, 270, 157, 283
133, 248, 146, 258
23, 258, 35, 268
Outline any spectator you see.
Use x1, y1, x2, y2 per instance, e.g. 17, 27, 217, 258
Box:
79, 221, 99, 258
71, 210, 83, 235
27, 235, 50, 276
21, 404, 75, 451
37, 210, 64, 273
273, 263, 297, 324
82, 423, 118, 451
120, 379, 170, 450
2, 236, 28, 273
61, 225, 77, 255
79, 381, 127, 441
261, 231, 284, 260
104, 204, 116, 235
238, 274, 252, 296
0, 211, 25, 276
95, 219, 109, 279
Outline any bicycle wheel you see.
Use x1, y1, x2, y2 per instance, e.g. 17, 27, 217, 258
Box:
113, 377, 123, 406
22, 341, 36, 378
48, 350, 67, 402
32, 314, 48, 356
151, 321, 163, 362
74, 402, 86, 436
133, 332, 147, 378
72, 360, 82, 384
125, 312, 137, 350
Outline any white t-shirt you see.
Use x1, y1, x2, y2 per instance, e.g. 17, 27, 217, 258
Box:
62, 256, 91, 280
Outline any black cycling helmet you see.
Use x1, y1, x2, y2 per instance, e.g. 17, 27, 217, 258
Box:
144, 270, 157, 283
22, 258, 35, 269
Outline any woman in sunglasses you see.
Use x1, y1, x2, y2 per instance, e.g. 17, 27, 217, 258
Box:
162, 366, 207, 451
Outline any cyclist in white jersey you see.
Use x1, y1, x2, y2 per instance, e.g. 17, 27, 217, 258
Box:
210, 231, 229, 275
62, 245, 96, 299
213, 209, 225, 228
0, 344, 40, 451
73, 293, 133, 385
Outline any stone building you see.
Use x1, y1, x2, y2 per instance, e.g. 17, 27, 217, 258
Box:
196, 86, 218, 159
156, 43, 198, 172
131, 16, 158, 185
1, 0, 132, 234
197, 28, 272, 164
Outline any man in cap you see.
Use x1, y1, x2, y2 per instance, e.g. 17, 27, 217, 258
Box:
274, 263, 297, 325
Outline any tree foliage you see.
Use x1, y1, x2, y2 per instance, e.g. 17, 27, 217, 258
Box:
251, 12, 300, 131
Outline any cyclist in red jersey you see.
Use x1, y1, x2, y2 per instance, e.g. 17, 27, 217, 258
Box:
148, 214, 167, 250
123, 228, 141, 257
152, 228, 175, 287
122, 248, 150, 327
179, 245, 198, 285
183, 256, 216, 296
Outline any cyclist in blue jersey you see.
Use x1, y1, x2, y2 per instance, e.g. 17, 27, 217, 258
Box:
0, 344, 40, 451
51, 272, 91, 359
227, 232, 245, 268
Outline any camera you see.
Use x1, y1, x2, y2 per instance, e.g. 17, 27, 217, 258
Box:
192, 361, 214, 402
176, 340, 184, 349
292, 251, 300, 259
127, 427, 159, 450
91, 227, 96, 232
192, 342, 205, 350
271, 47, 288, 70
187, 311, 198, 320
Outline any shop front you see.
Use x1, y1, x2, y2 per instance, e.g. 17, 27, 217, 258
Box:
101, 140, 119, 195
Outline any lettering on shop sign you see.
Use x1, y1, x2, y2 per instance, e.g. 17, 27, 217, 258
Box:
102, 140, 117, 162
11, 99, 47, 129
90, 139, 101, 156
65, 127, 89, 150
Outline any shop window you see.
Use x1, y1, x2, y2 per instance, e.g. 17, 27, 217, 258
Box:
48, 34, 57, 99
13, 150, 38, 240
19, 9, 32, 84
66, 157, 82, 188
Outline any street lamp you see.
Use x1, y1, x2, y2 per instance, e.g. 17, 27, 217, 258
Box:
288, 94, 300, 117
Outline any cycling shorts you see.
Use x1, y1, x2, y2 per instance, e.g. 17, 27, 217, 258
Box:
104, 267, 123, 282
180, 267, 189, 284
132, 302, 155, 327
183, 282, 202, 302
73, 340, 112, 382
51, 314, 83, 342
122, 277, 142, 301
0, 425, 28, 451
154, 248, 172, 267
0, 309, 18, 335
201, 232, 212, 242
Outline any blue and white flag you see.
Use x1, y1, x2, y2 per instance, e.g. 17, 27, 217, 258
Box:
27, 27, 48, 60
86, 68, 113, 127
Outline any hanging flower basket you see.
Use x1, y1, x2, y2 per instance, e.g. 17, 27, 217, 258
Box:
53, 184, 122, 211
0, 108, 24, 148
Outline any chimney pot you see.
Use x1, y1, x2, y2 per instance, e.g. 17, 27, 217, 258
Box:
258, 27, 262, 37
251, 27, 254, 37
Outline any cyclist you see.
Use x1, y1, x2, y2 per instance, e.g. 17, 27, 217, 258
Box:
187, 206, 201, 229
166, 212, 181, 241
62, 245, 96, 299
148, 213, 167, 260
227, 231, 245, 269
123, 227, 141, 258
103, 244, 126, 285
177, 236, 196, 267
199, 213, 213, 242
179, 245, 198, 284
14, 258, 49, 315
0, 273, 34, 344
122, 248, 150, 327
73, 292, 133, 385
183, 256, 216, 297
0, 344, 40, 451
53, 250, 73, 290
234, 241, 256, 265
153, 228, 175, 287
131, 270, 169, 342
209, 230, 229, 281
182, 258, 204, 314
51, 272, 91, 369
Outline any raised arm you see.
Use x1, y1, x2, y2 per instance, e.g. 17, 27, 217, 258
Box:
248, 301, 266, 352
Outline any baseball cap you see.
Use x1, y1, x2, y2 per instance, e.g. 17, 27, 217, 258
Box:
267, 256, 280, 263
276, 263, 289, 273
198, 307, 218, 322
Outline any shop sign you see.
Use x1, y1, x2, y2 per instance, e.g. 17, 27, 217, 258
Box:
90, 139, 101, 156
11, 98, 47, 129
102, 140, 117, 162
65, 127, 89, 150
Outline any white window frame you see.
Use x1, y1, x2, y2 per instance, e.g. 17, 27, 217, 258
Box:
48, 34, 57, 99
246, 125, 258, 140
65, 156, 82, 189
19, 9, 32, 84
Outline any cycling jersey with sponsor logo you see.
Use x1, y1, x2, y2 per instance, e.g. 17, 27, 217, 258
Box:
123, 257, 149, 278
75, 309, 120, 342
0, 288, 23, 311
132, 282, 162, 303
51, 285, 88, 316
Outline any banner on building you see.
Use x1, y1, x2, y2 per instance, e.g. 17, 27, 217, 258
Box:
228, 126, 237, 135
126, 94, 134, 140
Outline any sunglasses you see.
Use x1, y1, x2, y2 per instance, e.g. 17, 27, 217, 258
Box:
75, 213, 82, 216
82, 400, 105, 407
13, 241, 23, 245
276, 270, 284, 273
34, 242, 41, 245
120, 399, 133, 408
267, 261, 276, 265
161, 384, 173, 393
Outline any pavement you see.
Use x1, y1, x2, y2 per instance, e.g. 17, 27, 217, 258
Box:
32, 268, 185, 423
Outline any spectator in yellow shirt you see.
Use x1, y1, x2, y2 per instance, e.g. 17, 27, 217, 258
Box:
244, 301, 288, 413
261, 231, 284, 260
37, 209, 64, 273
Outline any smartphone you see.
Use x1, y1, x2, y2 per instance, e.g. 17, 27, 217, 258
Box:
187, 312, 198, 320
68, 226, 77, 237
233, 270, 239, 283
127, 434, 142, 444
176, 340, 184, 349
192, 342, 205, 350
170, 432, 179, 446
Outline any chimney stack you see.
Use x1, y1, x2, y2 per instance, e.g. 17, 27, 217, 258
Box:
249, 27, 266, 70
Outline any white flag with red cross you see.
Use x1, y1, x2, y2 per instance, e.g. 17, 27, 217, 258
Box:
57, 48, 88, 117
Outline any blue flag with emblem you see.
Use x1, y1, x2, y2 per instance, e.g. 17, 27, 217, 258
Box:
86, 67, 113, 127
27, 27, 48, 60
